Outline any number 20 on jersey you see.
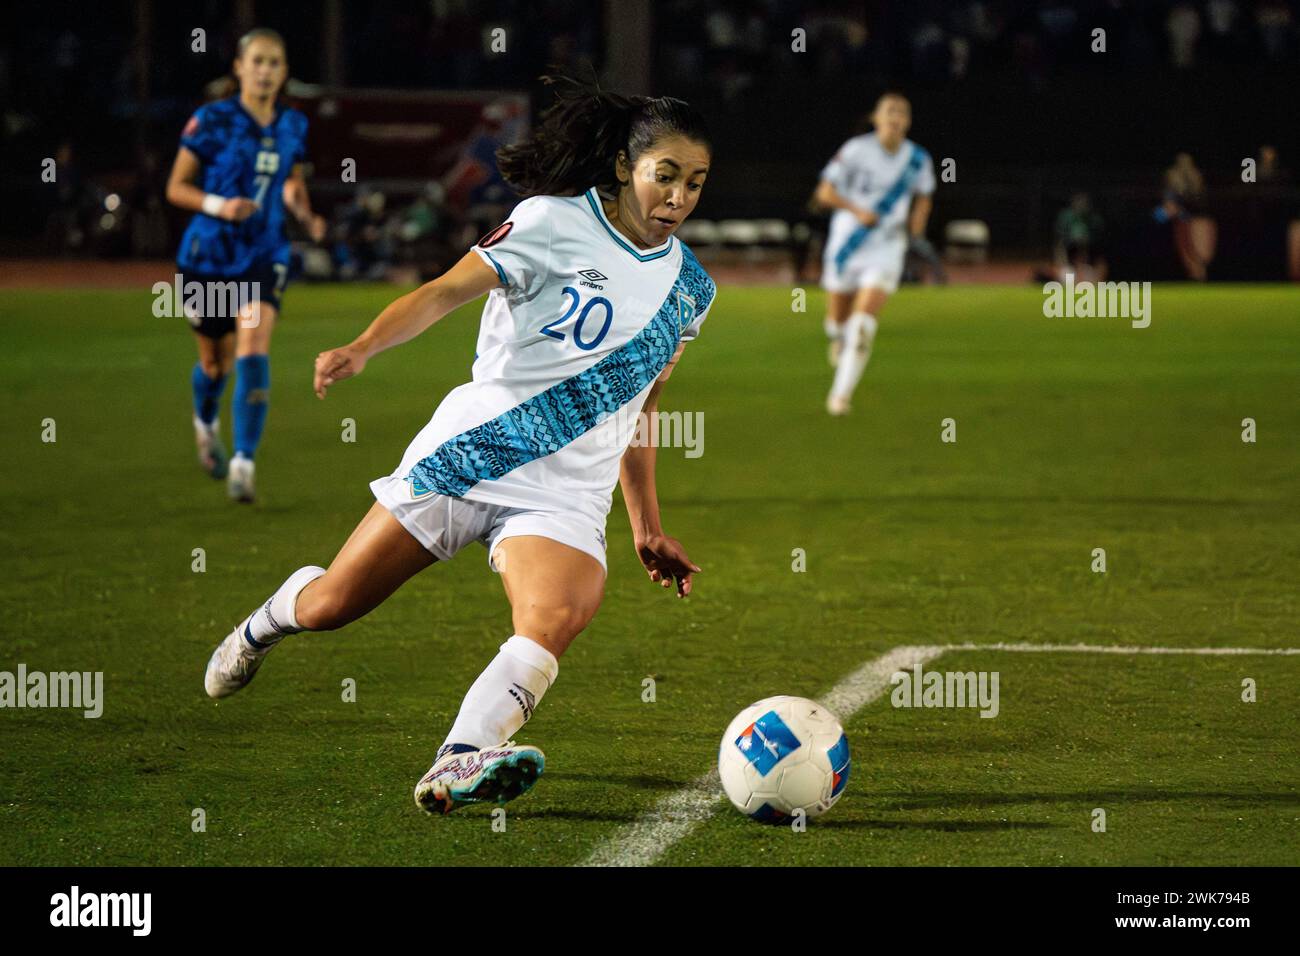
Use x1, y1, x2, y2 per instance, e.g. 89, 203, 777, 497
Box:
540, 287, 614, 351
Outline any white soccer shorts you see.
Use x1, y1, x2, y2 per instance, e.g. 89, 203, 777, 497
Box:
821, 240, 905, 295
370, 477, 608, 574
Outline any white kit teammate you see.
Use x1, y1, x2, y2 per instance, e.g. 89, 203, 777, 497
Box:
202, 76, 716, 815
815, 92, 935, 415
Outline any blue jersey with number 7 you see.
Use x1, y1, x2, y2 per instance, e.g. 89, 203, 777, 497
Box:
175, 97, 308, 275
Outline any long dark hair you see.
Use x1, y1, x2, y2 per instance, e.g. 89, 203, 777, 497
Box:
497, 72, 711, 198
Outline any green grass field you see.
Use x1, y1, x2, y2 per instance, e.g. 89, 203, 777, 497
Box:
1, 281, 1297, 866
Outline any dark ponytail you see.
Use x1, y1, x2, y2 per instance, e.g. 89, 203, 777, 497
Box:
497, 72, 711, 198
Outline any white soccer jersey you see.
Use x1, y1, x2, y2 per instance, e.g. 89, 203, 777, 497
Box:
820, 133, 935, 273
372, 188, 716, 531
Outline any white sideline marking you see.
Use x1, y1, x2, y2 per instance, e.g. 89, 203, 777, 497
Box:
947, 642, 1299, 656
578, 641, 1298, 867
578, 644, 946, 868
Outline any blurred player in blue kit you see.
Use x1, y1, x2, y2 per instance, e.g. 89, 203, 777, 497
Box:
166, 28, 326, 502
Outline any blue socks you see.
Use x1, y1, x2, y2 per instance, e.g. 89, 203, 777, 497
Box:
191, 364, 227, 425
232, 354, 271, 459
194, 356, 270, 458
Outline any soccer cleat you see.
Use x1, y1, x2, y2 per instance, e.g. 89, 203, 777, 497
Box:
413, 742, 545, 815
826, 393, 851, 416
227, 456, 255, 503
204, 620, 270, 698
194, 416, 229, 479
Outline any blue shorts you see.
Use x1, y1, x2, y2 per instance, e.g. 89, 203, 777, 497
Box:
177, 262, 289, 339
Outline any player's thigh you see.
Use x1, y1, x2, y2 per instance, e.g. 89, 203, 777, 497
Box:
827, 291, 855, 323
493, 535, 606, 657
217, 332, 237, 375
853, 285, 891, 316
192, 330, 227, 377
236, 300, 278, 355
296, 502, 437, 630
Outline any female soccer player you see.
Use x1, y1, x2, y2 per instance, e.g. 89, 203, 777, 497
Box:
815, 92, 935, 416
165, 28, 326, 502
202, 76, 716, 815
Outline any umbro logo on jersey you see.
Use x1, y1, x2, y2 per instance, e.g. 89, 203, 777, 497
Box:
577, 269, 608, 290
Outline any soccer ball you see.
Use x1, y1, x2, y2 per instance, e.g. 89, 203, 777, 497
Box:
718, 695, 850, 823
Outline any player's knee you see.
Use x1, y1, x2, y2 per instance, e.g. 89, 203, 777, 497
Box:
515, 600, 598, 645
200, 357, 225, 379
295, 582, 354, 632
236, 322, 274, 355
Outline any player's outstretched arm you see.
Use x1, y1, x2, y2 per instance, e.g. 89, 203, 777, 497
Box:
619, 344, 702, 598
908, 193, 933, 239
313, 251, 500, 398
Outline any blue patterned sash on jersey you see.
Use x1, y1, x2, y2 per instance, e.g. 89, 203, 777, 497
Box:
833, 144, 927, 273
406, 247, 714, 498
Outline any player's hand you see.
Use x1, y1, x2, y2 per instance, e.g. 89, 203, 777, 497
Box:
909, 235, 937, 258
635, 533, 701, 598
221, 198, 259, 222
314, 345, 367, 399
307, 214, 328, 243
855, 208, 879, 228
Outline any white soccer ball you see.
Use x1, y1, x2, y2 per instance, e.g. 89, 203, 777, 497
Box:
718, 695, 850, 823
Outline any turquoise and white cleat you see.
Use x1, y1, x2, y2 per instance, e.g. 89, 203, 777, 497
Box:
413, 742, 545, 815
194, 415, 229, 479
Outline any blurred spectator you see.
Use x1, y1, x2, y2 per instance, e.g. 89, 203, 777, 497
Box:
1255, 0, 1294, 62
1204, 0, 1243, 60
442, 99, 525, 245
1257, 144, 1287, 184
1055, 192, 1107, 281
1251, 145, 1300, 280
1166, 2, 1202, 68
911, 19, 948, 77
400, 183, 447, 245
1157, 153, 1216, 280
333, 187, 395, 280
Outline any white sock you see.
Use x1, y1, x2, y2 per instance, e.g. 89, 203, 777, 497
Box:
241, 565, 327, 649
442, 635, 559, 751
823, 315, 841, 340
829, 312, 878, 398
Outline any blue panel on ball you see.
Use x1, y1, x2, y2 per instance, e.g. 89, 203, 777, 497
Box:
827, 732, 851, 797
749, 802, 788, 824
733, 709, 802, 777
